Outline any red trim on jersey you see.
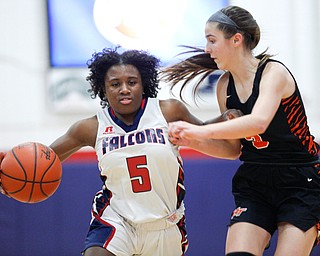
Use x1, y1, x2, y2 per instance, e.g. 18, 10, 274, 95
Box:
141, 98, 146, 109
92, 213, 116, 249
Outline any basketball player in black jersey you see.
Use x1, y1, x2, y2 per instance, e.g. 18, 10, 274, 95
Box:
162, 5, 320, 256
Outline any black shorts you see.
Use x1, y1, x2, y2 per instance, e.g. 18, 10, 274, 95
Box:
229, 162, 320, 236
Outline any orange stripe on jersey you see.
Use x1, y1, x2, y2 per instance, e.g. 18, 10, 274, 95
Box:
281, 94, 319, 156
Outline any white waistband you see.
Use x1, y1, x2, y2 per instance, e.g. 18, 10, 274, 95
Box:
122, 202, 185, 231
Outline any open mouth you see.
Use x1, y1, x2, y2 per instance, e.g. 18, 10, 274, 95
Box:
119, 98, 133, 105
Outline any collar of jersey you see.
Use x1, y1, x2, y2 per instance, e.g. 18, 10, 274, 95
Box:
108, 98, 148, 133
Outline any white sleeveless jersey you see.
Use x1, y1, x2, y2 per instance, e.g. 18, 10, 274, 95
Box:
95, 98, 185, 223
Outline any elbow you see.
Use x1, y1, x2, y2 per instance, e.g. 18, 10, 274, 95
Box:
255, 126, 267, 135
215, 152, 240, 160
229, 154, 240, 160
252, 118, 269, 134
225, 151, 241, 160
221, 141, 241, 160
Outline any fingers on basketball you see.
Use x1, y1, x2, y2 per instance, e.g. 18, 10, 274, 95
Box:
0, 142, 62, 203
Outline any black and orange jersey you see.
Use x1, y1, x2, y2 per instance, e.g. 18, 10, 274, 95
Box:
226, 59, 319, 164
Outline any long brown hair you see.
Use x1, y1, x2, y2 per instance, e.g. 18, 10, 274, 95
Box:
160, 6, 273, 100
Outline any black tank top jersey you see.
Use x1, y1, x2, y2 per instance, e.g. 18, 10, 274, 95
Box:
226, 59, 320, 164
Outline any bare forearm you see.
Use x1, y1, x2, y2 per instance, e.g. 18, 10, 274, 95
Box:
204, 115, 225, 125
186, 138, 241, 160
200, 114, 267, 140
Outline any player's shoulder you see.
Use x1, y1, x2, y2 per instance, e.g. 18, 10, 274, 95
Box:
263, 60, 294, 84
74, 116, 98, 147
263, 59, 290, 76
216, 71, 230, 94
159, 98, 187, 114
79, 115, 98, 126
159, 98, 182, 107
159, 98, 189, 123
70, 115, 98, 134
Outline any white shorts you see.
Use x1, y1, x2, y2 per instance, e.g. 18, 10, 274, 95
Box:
83, 191, 188, 256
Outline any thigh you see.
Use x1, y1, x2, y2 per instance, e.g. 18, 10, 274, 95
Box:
276, 165, 320, 231
83, 246, 115, 256
275, 222, 317, 256
231, 164, 278, 235
226, 222, 271, 256
84, 206, 135, 256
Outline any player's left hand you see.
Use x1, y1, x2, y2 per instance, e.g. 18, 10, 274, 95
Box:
169, 134, 190, 146
168, 121, 202, 146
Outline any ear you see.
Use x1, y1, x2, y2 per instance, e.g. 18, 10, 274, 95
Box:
232, 33, 243, 47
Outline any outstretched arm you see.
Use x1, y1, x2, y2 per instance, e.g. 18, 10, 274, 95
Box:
160, 98, 242, 159
168, 109, 242, 159
49, 116, 98, 162
168, 61, 296, 158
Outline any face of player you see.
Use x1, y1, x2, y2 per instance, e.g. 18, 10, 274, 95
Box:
104, 64, 144, 125
204, 22, 235, 70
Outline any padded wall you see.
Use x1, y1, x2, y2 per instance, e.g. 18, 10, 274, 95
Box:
0, 154, 319, 256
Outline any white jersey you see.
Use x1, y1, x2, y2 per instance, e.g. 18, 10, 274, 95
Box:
95, 98, 185, 223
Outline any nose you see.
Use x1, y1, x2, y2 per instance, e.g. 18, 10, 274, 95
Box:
205, 43, 211, 53
120, 83, 130, 94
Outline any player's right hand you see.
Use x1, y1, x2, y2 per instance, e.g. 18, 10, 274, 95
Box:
0, 152, 4, 162
222, 109, 244, 121
0, 152, 9, 196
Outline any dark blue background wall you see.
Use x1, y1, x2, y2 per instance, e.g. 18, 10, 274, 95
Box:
0, 154, 319, 256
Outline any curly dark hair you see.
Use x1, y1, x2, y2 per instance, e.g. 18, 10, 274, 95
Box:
86, 47, 160, 108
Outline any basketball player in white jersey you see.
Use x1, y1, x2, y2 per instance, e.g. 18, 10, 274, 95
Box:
0, 47, 238, 256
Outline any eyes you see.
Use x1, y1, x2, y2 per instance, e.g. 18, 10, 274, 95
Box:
110, 79, 138, 87
206, 36, 216, 44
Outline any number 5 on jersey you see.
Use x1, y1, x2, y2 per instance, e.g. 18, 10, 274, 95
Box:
126, 155, 152, 193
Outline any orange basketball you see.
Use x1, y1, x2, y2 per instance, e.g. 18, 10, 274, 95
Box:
0, 142, 62, 203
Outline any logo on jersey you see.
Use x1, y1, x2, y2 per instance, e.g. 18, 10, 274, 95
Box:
231, 207, 247, 219
245, 134, 269, 149
103, 126, 114, 134
102, 128, 165, 155
167, 212, 178, 223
